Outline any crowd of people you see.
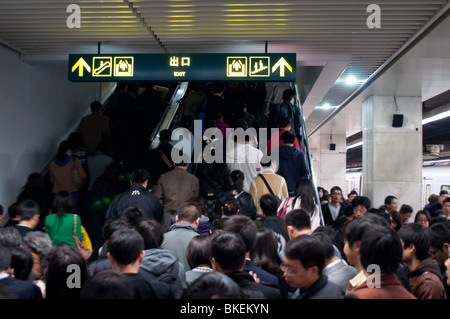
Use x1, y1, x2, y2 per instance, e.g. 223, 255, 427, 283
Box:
0, 81, 449, 300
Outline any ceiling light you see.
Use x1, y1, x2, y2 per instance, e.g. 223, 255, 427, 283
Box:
347, 141, 363, 149
346, 76, 357, 85
422, 110, 450, 125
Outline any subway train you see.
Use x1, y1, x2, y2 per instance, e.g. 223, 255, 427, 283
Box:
345, 161, 450, 208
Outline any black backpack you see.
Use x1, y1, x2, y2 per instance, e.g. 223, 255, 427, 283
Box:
139, 262, 184, 298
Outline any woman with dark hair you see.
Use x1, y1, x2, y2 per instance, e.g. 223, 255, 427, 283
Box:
218, 170, 256, 221
250, 228, 283, 281
49, 140, 87, 214
414, 210, 432, 229
17, 172, 50, 231
277, 178, 320, 230
44, 191, 84, 247
185, 235, 213, 285
45, 243, 89, 299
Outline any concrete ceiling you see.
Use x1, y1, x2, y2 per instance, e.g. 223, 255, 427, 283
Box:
1, 0, 450, 155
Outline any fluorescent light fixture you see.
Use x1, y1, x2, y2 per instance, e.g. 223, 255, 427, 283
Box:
423, 158, 450, 165
346, 76, 357, 85
422, 110, 450, 125
316, 103, 336, 110
347, 141, 363, 149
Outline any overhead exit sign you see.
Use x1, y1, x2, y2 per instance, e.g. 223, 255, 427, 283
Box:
68, 53, 296, 82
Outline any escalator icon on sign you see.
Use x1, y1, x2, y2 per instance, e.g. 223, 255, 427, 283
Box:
114, 57, 134, 77
92, 57, 112, 77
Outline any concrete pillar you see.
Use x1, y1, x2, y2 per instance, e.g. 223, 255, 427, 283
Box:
362, 96, 422, 211
311, 131, 347, 192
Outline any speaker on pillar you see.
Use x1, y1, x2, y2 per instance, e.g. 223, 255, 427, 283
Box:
392, 114, 404, 127
330, 143, 336, 151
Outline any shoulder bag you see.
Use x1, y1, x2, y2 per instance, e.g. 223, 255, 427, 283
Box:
71, 158, 85, 190
73, 214, 92, 260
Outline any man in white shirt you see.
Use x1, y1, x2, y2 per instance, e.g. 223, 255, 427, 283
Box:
226, 130, 263, 192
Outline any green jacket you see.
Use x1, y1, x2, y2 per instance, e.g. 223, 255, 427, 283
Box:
45, 213, 83, 246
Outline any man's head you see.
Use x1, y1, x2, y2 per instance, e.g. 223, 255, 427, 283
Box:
442, 197, 450, 216
0, 246, 11, 273
438, 190, 449, 205
428, 223, 450, 263
130, 169, 149, 187
282, 89, 296, 104
352, 196, 371, 219
384, 195, 398, 213
329, 186, 343, 205
210, 231, 246, 273
285, 209, 311, 239
107, 229, 145, 271
360, 225, 403, 275
398, 223, 430, 264
277, 117, 292, 130
176, 202, 201, 227
223, 215, 257, 253
283, 235, 325, 290
17, 200, 40, 229
159, 129, 172, 143
280, 130, 296, 146
342, 219, 373, 269
90, 101, 103, 112
259, 194, 279, 217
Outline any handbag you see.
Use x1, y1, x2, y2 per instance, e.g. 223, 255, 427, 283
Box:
277, 197, 290, 219
73, 214, 92, 260
71, 158, 85, 190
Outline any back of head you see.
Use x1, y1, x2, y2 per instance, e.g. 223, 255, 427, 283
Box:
399, 204, 413, 215
230, 170, 245, 192
24, 173, 45, 193
80, 270, 135, 299
222, 198, 240, 217
10, 246, 33, 280
362, 209, 391, 227
280, 130, 296, 144
23, 231, 52, 257
398, 223, 430, 261
343, 219, 374, 247
18, 200, 40, 221
130, 168, 149, 184
181, 271, 242, 299
135, 219, 164, 250
177, 202, 201, 224
186, 235, 212, 269
107, 229, 144, 266
102, 219, 131, 242
211, 231, 246, 272
259, 194, 279, 216
359, 225, 402, 275
90, 100, 103, 112
0, 246, 12, 272
284, 235, 325, 274
285, 209, 311, 231
45, 243, 88, 300
120, 207, 144, 227
312, 231, 336, 260
293, 178, 316, 213
282, 89, 295, 102
52, 191, 73, 218
428, 223, 450, 251
159, 129, 172, 143
0, 227, 22, 248
223, 215, 257, 252
56, 140, 72, 162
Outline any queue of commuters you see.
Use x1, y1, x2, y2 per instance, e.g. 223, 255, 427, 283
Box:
0, 82, 449, 300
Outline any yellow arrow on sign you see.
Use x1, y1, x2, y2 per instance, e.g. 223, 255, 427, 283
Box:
71, 57, 91, 77
272, 57, 292, 77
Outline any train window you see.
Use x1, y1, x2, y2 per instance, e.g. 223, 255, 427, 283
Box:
441, 185, 450, 192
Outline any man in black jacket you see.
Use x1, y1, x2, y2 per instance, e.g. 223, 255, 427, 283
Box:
107, 228, 174, 299
106, 169, 163, 222
269, 89, 301, 140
